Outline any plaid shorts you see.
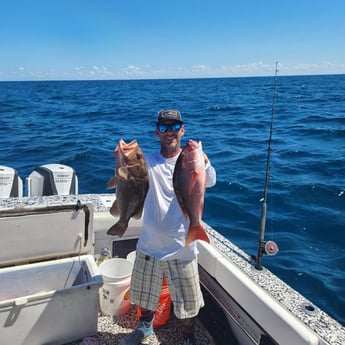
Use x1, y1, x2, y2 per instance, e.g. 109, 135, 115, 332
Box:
130, 249, 204, 319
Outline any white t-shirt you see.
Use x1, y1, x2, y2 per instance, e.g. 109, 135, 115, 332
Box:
137, 150, 216, 261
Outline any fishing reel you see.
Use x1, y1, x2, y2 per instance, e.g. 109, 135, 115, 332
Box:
253, 240, 279, 270
264, 240, 279, 256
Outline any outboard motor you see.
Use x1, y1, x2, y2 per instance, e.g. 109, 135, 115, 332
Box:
26, 164, 78, 197
0, 165, 23, 197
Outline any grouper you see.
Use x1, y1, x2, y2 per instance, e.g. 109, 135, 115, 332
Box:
106, 139, 148, 237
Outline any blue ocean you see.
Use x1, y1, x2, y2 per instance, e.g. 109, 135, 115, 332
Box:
1, 75, 344, 326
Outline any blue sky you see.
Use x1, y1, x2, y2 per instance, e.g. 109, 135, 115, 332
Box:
1, 0, 345, 81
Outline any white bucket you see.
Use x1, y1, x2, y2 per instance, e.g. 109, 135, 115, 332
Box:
99, 258, 133, 316
126, 250, 137, 264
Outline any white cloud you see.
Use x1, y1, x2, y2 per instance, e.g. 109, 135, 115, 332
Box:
221, 61, 276, 76
192, 64, 209, 73
91, 65, 112, 76
219, 61, 345, 77
123, 65, 143, 76
2, 60, 344, 82
289, 61, 345, 74
74, 65, 114, 78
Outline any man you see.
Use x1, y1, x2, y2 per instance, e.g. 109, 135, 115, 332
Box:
120, 109, 216, 345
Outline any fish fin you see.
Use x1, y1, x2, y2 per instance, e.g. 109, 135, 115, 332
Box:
182, 208, 189, 220
118, 167, 128, 179
132, 207, 144, 219
109, 201, 119, 216
106, 176, 118, 189
177, 201, 189, 220
106, 219, 128, 237
185, 224, 210, 246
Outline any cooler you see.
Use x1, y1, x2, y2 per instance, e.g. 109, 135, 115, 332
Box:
0, 201, 103, 345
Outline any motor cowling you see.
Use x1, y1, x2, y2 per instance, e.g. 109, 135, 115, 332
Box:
0, 165, 23, 197
26, 164, 78, 196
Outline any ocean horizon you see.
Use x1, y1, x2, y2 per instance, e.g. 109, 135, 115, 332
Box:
2, 71, 345, 83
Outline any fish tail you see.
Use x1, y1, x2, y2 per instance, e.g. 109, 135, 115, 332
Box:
185, 224, 210, 246
106, 219, 128, 237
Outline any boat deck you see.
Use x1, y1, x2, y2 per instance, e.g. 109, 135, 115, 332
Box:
2, 194, 345, 345
67, 305, 215, 345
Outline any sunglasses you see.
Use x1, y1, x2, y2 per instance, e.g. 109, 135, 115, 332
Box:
157, 123, 182, 133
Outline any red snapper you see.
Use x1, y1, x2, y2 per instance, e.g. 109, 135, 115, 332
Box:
173, 140, 210, 246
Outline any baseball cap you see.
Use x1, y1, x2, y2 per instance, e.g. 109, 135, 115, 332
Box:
156, 109, 183, 124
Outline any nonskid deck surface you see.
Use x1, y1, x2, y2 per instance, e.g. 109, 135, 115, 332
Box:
66, 305, 215, 345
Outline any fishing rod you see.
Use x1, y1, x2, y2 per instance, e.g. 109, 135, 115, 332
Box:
255, 62, 279, 271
